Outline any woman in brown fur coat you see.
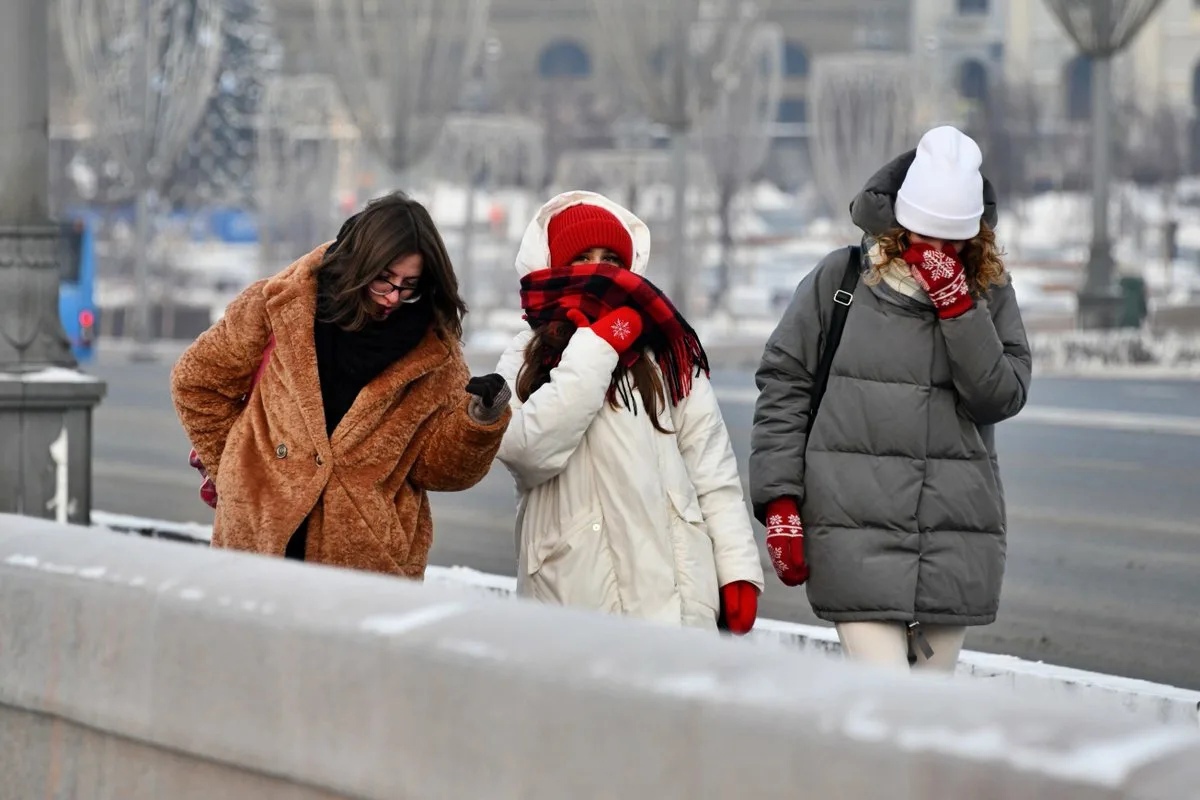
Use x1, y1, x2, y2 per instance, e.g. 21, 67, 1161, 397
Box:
171, 192, 512, 578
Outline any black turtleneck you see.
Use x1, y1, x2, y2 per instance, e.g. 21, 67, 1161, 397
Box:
312, 293, 434, 437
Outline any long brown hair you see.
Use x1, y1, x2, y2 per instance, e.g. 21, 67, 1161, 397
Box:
869, 220, 1008, 296
516, 322, 673, 434
312, 192, 467, 338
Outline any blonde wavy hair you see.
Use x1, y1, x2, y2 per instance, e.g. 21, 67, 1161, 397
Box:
867, 221, 1008, 297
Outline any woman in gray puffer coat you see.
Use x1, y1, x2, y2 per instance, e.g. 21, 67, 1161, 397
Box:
749, 126, 1032, 672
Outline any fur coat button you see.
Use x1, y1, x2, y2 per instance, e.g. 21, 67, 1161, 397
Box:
275, 443, 288, 459
315, 453, 324, 466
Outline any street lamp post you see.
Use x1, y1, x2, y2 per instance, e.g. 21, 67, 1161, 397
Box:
1043, 0, 1166, 329
0, 0, 105, 525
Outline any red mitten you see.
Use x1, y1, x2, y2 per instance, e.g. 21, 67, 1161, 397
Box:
765, 498, 809, 586
566, 307, 643, 355
902, 242, 974, 319
720, 581, 759, 635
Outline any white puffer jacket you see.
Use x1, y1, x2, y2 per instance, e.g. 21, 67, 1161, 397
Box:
496, 191, 765, 629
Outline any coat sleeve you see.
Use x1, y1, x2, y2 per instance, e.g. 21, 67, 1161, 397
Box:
409, 350, 512, 492
170, 279, 271, 480
939, 279, 1032, 426
748, 255, 840, 523
495, 328, 619, 492
672, 373, 765, 591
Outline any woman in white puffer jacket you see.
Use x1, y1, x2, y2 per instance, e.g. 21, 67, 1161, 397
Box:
494, 190, 765, 633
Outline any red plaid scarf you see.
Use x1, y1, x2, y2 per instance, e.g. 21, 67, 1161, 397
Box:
519, 263, 709, 404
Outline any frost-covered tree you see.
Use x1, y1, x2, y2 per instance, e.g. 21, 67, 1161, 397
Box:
168, 0, 282, 209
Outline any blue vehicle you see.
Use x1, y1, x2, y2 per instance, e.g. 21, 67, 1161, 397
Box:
57, 216, 98, 363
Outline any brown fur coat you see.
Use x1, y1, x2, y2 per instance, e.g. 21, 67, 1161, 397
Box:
170, 245, 510, 578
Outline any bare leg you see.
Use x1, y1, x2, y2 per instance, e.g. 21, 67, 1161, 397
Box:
912, 624, 967, 673
835, 621, 910, 669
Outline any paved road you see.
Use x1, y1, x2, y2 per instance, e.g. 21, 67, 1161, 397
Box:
86, 349, 1200, 689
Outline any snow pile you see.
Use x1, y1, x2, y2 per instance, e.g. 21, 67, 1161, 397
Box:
1030, 329, 1200, 374
0, 367, 104, 384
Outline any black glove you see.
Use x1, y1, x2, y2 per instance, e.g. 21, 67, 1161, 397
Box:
465, 373, 511, 423
466, 373, 508, 407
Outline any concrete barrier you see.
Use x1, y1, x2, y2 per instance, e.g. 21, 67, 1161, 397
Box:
3, 514, 1200, 799
93, 511, 1200, 730
423, 567, 1200, 730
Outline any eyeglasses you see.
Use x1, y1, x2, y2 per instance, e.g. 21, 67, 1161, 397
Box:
368, 276, 423, 303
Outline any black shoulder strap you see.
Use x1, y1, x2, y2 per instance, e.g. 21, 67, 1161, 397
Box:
808, 246, 861, 423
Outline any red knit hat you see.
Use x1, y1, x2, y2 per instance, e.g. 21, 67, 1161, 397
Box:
547, 204, 635, 269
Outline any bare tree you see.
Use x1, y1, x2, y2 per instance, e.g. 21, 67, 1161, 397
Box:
808, 53, 915, 236
965, 77, 1047, 252
970, 79, 1044, 207
1115, 103, 1186, 274
696, 22, 783, 312
536, 82, 618, 188
433, 114, 546, 321
315, 0, 491, 177
167, 0, 283, 210
256, 75, 356, 276
59, 0, 225, 352
590, 0, 769, 316
552, 147, 716, 218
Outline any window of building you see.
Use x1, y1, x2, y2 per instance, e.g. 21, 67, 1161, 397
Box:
777, 98, 807, 123
959, 59, 988, 104
537, 40, 591, 79
783, 41, 809, 78
958, 0, 989, 14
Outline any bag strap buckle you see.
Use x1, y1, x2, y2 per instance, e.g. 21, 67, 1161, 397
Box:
833, 289, 854, 306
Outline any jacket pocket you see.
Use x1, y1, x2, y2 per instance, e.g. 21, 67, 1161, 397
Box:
666, 489, 720, 615
667, 489, 704, 525
526, 506, 618, 612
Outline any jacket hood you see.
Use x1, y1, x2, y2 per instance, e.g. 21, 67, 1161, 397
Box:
514, 191, 651, 277
849, 149, 999, 238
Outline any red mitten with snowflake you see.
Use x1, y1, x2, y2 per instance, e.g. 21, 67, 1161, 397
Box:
902, 242, 974, 319
765, 497, 809, 587
719, 581, 759, 635
566, 307, 643, 355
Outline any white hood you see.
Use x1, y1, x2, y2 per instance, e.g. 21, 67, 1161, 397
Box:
513, 190, 652, 277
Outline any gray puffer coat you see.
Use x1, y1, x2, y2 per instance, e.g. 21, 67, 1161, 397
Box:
749, 152, 1032, 627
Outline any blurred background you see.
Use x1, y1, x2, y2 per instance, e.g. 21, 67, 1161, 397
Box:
40, 0, 1200, 690
45, 0, 1200, 354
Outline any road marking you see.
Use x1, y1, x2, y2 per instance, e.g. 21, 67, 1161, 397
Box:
1014, 406, 1200, 437
95, 460, 200, 489
94, 405, 186, 432
712, 387, 1200, 437
1008, 507, 1200, 537
430, 504, 515, 534
1004, 456, 1144, 473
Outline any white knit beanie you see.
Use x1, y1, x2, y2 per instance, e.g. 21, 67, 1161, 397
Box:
894, 126, 985, 241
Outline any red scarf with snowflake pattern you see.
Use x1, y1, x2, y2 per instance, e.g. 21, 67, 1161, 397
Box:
519, 262, 709, 404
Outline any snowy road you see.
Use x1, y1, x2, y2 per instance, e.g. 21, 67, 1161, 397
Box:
87, 350, 1200, 690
